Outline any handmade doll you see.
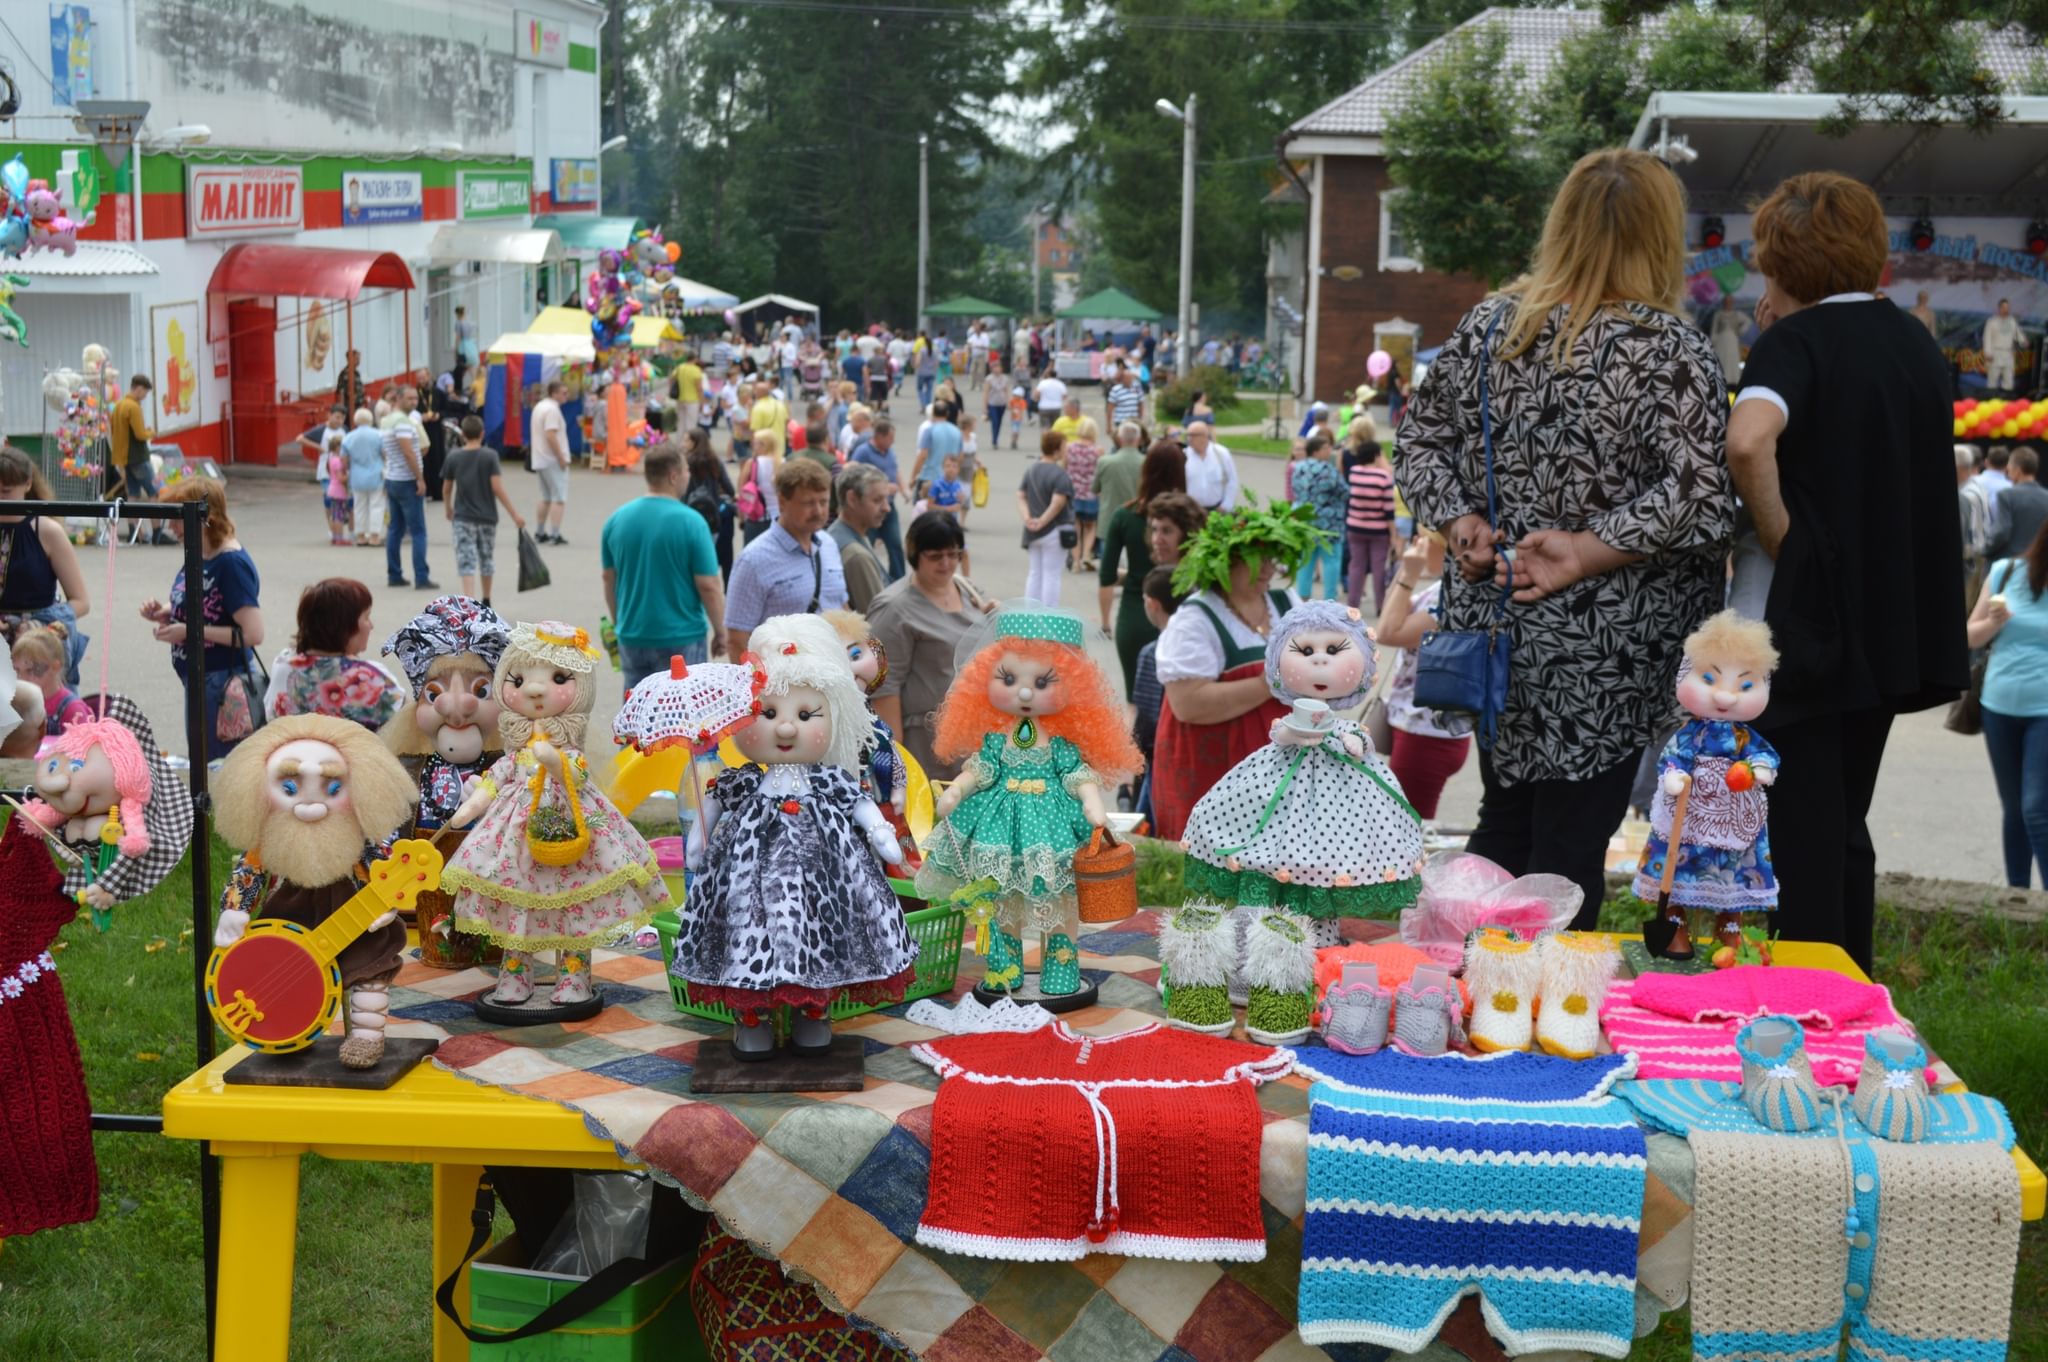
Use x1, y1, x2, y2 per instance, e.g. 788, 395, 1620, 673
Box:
381, 596, 511, 829
824, 608, 917, 870
1636, 610, 1781, 959
915, 606, 1142, 1000
24, 695, 194, 926
211, 715, 419, 1069
444, 622, 668, 1008
1165, 601, 1424, 1038
674, 613, 913, 1059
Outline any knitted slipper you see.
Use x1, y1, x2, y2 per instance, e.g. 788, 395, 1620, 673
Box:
1160, 904, 1236, 1035
1736, 1015, 1826, 1132
1390, 980, 1465, 1057
1464, 930, 1542, 1054
1535, 932, 1619, 1060
1320, 981, 1393, 1056
1244, 911, 1316, 1046
1225, 906, 1255, 1006
1850, 1030, 1931, 1142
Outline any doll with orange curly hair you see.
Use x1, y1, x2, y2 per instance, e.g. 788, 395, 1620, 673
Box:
914, 606, 1142, 1000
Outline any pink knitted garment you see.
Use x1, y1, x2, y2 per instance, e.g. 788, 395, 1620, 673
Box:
1600, 966, 1925, 1086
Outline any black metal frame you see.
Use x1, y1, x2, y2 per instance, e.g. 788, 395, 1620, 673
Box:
0, 497, 216, 1352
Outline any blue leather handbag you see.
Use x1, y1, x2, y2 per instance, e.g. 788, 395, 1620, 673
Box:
1413, 310, 1514, 749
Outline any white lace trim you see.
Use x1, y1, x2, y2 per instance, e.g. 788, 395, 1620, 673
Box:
0, 951, 56, 1004
914, 1224, 1269, 1263
904, 996, 1056, 1035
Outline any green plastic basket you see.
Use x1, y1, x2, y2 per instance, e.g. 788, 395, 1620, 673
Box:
467, 1235, 705, 1362
652, 878, 965, 1024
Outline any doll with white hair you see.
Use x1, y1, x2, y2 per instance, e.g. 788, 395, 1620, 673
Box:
445, 622, 669, 1009
672, 613, 915, 1061
1634, 609, 1782, 957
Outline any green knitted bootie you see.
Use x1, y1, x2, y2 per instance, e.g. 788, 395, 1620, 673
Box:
1160, 903, 1235, 1035
1244, 911, 1316, 1046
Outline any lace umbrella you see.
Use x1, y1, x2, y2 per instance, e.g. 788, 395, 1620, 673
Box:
611, 656, 767, 819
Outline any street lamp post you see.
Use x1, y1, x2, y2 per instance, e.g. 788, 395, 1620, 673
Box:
1157, 93, 1197, 368
917, 134, 930, 332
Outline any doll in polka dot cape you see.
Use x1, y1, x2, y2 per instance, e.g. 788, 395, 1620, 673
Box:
1180, 601, 1426, 941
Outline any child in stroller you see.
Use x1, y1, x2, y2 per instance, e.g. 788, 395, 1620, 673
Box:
796, 342, 827, 400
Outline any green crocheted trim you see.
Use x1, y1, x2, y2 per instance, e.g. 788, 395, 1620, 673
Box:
1168, 983, 1232, 1028
443, 859, 666, 913
451, 902, 661, 953
1246, 988, 1312, 1035
1182, 857, 1420, 918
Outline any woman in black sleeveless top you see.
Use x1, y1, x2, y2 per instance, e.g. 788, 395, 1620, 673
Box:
0, 447, 92, 686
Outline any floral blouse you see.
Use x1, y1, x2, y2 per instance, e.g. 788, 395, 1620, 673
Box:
266, 652, 406, 733
1395, 296, 1735, 784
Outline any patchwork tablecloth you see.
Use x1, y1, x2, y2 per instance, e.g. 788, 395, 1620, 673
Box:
387, 913, 1708, 1362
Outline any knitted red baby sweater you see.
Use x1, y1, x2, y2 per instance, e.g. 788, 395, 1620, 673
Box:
911, 1023, 1293, 1262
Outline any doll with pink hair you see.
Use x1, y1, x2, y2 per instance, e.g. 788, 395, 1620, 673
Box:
23, 701, 192, 924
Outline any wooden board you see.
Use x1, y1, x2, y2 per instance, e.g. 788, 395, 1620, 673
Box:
223, 1036, 440, 1091
690, 1033, 867, 1093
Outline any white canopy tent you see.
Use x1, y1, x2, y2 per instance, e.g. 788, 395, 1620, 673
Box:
661, 276, 740, 310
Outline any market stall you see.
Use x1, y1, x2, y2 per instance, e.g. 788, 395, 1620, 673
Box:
1051, 286, 1164, 381
479, 327, 589, 455
732, 291, 820, 341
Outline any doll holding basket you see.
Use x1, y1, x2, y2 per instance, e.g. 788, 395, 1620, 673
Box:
445, 621, 668, 1008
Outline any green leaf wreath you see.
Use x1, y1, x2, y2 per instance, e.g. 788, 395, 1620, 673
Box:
1169, 494, 1331, 597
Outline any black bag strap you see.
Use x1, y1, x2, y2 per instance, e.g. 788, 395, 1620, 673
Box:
805, 535, 824, 613
434, 1173, 658, 1346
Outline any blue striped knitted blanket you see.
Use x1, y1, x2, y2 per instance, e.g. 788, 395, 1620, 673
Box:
1292, 1048, 1646, 1358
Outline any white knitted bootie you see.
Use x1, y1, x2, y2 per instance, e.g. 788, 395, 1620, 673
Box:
1463, 931, 1542, 1054
1534, 932, 1618, 1060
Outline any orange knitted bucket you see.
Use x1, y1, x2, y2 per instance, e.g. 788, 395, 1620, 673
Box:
1074, 826, 1138, 923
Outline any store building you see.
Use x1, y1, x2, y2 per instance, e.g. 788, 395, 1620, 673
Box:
0, 0, 606, 463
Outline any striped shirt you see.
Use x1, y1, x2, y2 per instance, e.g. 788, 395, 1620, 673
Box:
1346, 462, 1395, 531
380, 421, 419, 481
1107, 381, 1143, 424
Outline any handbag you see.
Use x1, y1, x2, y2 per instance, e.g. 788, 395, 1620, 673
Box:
1412, 309, 1514, 750
516, 528, 552, 593
734, 456, 768, 522
972, 464, 990, 508
216, 625, 270, 743
1947, 560, 2015, 735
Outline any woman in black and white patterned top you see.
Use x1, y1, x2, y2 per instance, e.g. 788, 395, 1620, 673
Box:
1395, 149, 1736, 925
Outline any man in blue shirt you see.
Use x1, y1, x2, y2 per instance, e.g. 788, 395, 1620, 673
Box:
840, 347, 866, 395
850, 418, 907, 581
722, 457, 847, 656
913, 401, 963, 494
601, 442, 727, 696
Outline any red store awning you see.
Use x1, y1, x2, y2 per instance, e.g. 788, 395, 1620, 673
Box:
205, 243, 416, 300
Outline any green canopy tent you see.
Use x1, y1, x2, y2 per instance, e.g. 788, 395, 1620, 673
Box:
1055, 287, 1166, 323
530, 215, 647, 251
924, 295, 1016, 318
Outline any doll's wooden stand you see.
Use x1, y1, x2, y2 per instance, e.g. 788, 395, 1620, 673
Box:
972, 976, 1099, 1014
223, 1037, 441, 1092
689, 1033, 866, 1093
472, 990, 605, 1027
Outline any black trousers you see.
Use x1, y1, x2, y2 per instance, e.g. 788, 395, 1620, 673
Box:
1465, 748, 1641, 931
1756, 707, 1895, 975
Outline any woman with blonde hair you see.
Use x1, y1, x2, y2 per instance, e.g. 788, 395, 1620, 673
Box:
1397, 147, 1735, 926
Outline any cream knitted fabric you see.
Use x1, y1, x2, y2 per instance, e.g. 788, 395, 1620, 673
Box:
1690, 1128, 1852, 1343
1462, 931, 1542, 1053
1865, 1137, 2020, 1350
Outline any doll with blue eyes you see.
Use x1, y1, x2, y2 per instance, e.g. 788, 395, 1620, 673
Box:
824, 610, 917, 870
1635, 610, 1781, 956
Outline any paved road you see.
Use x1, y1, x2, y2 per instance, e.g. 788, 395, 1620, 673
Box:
86, 381, 2011, 887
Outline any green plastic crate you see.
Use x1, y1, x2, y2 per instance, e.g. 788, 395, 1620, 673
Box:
466, 1235, 705, 1362
651, 878, 965, 1024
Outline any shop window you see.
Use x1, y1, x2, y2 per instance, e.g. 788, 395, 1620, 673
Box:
1380, 191, 1421, 273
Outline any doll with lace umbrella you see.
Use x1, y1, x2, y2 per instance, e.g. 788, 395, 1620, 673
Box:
612, 655, 769, 840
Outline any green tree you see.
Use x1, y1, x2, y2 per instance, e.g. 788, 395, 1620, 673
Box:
1383, 22, 1550, 286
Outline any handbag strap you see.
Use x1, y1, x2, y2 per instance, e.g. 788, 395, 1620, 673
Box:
1475, 308, 1514, 619
805, 535, 824, 613
434, 1173, 658, 1345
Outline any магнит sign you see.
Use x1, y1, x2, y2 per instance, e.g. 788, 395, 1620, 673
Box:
186, 165, 303, 238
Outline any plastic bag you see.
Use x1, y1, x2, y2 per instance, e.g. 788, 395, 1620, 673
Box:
1397, 850, 1583, 969
529, 1172, 654, 1277
516, 528, 552, 593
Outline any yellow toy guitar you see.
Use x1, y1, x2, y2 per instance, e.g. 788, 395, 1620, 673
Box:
205, 839, 443, 1054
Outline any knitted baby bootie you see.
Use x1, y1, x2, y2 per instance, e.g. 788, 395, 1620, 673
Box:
1851, 1030, 1931, 1142
1736, 1015, 1825, 1132
982, 929, 1024, 993
1321, 981, 1393, 1056
1225, 906, 1254, 1006
1040, 933, 1082, 996
1464, 930, 1542, 1054
1244, 911, 1316, 1046
1391, 980, 1465, 1057
1160, 904, 1235, 1035
1535, 932, 1619, 1060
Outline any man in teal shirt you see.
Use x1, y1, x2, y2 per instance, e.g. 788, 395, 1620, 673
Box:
600, 442, 727, 696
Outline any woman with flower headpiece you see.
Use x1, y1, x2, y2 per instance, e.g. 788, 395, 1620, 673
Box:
1148, 499, 1325, 841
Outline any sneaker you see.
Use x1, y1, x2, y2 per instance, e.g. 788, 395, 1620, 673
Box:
388, 578, 411, 588
415, 578, 442, 590
1735, 1016, 1825, 1132
1850, 1030, 1931, 1142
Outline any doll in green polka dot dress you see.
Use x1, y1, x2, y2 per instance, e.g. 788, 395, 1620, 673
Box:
915, 607, 1144, 997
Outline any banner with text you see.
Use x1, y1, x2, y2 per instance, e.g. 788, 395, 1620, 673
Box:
342, 170, 423, 225
550, 158, 597, 206
515, 9, 567, 67
186, 164, 304, 239
459, 170, 531, 221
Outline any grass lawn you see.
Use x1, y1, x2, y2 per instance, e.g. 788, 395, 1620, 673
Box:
1202, 393, 1271, 430
1221, 433, 1294, 458
2, 832, 2037, 1357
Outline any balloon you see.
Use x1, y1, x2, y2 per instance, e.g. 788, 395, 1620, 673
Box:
724, 308, 739, 328
1366, 349, 1393, 380
1955, 418, 1967, 435
665, 241, 682, 263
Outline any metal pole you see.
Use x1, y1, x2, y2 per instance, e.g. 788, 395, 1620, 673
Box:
1030, 207, 1041, 319
916, 135, 930, 332
1177, 92, 1197, 366
182, 495, 219, 1358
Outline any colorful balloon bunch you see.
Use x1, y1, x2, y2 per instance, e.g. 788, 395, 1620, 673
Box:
586, 250, 641, 358
1954, 396, 2048, 441
55, 383, 103, 479
0, 157, 34, 258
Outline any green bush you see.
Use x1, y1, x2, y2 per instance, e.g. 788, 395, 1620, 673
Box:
1156, 364, 1238, 421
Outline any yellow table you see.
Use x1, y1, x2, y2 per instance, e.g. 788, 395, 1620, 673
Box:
160, 936, 2044, 1362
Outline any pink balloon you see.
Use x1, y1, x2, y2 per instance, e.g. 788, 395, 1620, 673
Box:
724, 308, 739, 328
1366, 350, 1393, 380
